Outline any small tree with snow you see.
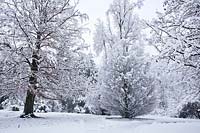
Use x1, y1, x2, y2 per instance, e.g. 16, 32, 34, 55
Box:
92, 0, 155, 118
98, 41, 155, 118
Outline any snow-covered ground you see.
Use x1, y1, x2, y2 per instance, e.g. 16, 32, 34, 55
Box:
0, 110, 200, 133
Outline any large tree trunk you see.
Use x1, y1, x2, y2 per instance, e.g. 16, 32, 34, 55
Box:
20, 51, 39, 118
21, 90, 36, 117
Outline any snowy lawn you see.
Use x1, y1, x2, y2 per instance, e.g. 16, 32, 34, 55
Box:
0, 110, 200, 133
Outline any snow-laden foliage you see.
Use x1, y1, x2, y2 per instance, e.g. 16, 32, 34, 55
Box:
148, 0, 200, 68
99, 42, 155, 118
92, 0, 155, 118
0, 0, 90, 116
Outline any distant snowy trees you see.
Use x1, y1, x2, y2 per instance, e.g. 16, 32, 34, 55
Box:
92, 0, 155, 118
147, 0, 200, 116
150, 59, 200, 116
93, 0, 143, 56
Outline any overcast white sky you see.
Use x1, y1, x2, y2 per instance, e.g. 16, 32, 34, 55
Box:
78, 0, 164, 24
78, 0, 164, 21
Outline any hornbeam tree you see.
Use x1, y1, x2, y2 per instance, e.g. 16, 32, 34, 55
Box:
0, 0, 87, 117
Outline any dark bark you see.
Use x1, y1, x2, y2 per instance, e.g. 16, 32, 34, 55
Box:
122, 80, 131, 118
21, 34, 40, 118
21, 30, 42, 118
123, 94, 130, 118
21, 52, 38, 118
20, 59, 38, 118
20, 90, 36, 118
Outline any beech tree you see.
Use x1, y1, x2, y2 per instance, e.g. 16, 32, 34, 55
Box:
0, 0, 87, 117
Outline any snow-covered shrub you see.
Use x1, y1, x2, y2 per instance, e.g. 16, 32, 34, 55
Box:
34, 100, 51, 113
1, 96, 24, 111
179, 102, 200, 119
60, 98, 76, 112
11, 106, 20, 111
84, 107, 92, 114
60, 97, 90, 113
85, 86, 111, 115
46, 100, 62, 112
0, 95, 9, 110
74, 100, 96, 114
0, 95, 9, 105
34, 105, 48, 113
73, 100, 85, 113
